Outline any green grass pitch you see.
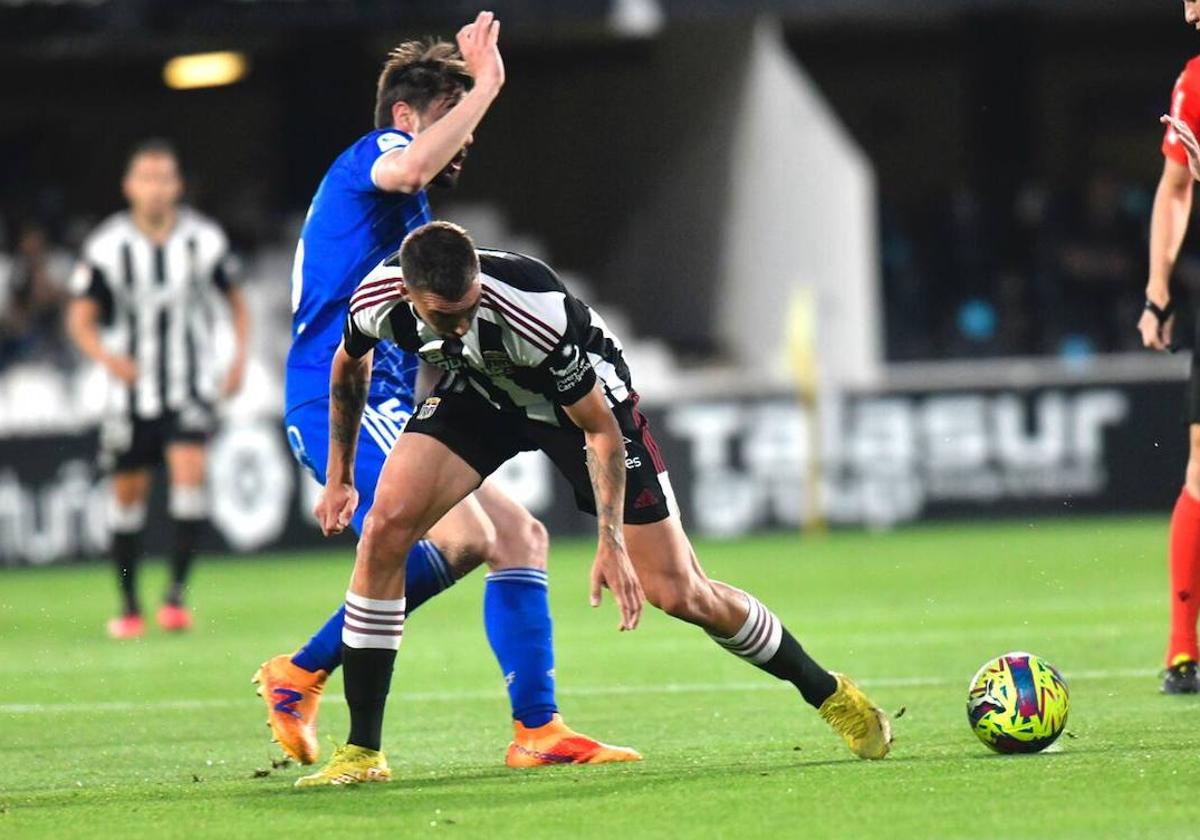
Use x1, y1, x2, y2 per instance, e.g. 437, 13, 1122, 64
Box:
0, 517, 1193, 838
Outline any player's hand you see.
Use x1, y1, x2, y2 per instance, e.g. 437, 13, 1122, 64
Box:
1162, 115, 1200, 181
221, 358, 246, 398
457, 11, 504, 92
102, 353, 138, 385
1138, 303, 1174, 352
314, 483, 358, 536
589, 542, 644, 631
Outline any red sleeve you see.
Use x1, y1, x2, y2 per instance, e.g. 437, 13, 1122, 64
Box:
1163, 61, 1200, 165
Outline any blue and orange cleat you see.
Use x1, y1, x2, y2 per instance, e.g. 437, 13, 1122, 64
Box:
252, 653, 328, 764
106, 614, 145, 640
156, 603, 193, 632
505, 714, 642, 768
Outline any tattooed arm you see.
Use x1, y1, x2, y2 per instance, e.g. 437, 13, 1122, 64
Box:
564, 383, 645, 631
313, 343, 373, 536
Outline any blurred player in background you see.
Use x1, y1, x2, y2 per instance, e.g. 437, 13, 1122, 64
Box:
257, 11, 636, 767
66, 139, 249, 639
1141, 0, 1200, 693
296, 223, 890, 786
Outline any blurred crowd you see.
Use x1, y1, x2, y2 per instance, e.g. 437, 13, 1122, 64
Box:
0, 170, 1191, 373
882, 171, 1200, 361
0, 220, 76, 371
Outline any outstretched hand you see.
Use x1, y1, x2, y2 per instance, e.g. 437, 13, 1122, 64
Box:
457, 10, 504, 92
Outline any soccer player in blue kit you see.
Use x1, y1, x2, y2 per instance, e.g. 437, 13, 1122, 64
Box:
253, 11, 638, 768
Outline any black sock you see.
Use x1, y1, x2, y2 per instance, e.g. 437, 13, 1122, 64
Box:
112, 531, 142, 616
761, 627, 838, 708
167, 518, 202, 606
342, 644, 397, 751
708, 593, 838, 709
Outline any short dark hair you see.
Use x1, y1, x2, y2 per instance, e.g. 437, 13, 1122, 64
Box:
374, 39, 473, 129
399, 221, 479, 300
125, 138, 179, 175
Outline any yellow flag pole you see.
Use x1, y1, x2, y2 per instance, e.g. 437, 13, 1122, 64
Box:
786, 285, 826, 535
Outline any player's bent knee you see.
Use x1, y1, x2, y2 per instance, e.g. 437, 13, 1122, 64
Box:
525, 517, 549, 567
359, 508, 422, 568
644, 578, 711, 624
476, 506, 548, 572
496, 515, 549, 571
438, 523, 498, 576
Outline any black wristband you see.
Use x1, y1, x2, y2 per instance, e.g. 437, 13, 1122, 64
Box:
1145, 299, 1176, 324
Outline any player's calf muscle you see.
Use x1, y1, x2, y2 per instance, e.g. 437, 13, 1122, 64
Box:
626, 521, 749, 635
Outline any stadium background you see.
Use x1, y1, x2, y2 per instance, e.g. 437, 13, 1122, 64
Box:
0, 0, 1195, 562
5, 3, 1200, 837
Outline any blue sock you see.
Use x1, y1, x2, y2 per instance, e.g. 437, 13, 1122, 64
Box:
484, 568, 557, 728
291, 540, 454, 673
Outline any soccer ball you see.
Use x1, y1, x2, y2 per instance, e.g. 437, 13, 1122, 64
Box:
967, 652, 1069, 754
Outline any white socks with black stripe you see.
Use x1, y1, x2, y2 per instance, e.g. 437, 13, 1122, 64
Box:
342, 591, 406, 651
708, 592, 783, 665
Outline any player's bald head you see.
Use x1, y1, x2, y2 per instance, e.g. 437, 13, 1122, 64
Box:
400, 221, 479, 301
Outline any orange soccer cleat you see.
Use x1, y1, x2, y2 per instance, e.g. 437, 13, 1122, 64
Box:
252, 654, 328, 764
156, 603, 193, 632
106, 614, 145, 640
505, 714, 642, 768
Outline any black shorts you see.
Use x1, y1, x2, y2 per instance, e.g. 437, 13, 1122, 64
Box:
1189, 353, 1200, 425
404, 388, 675, 525
99, 408, 213, 473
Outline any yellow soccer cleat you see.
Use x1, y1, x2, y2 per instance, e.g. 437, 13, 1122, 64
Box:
505, 714, 642, 768
252, 653, 327, 764
818, 673, 892, 760
294, 744, 392, 788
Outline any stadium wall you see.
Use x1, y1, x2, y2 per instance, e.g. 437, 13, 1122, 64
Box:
0, 376, 1185, 567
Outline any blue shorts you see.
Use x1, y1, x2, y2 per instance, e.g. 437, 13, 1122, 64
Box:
284, 395, 414, 534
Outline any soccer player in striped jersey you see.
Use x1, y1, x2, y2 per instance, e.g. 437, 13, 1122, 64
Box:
295, 222, 891, 787
66, 139, 250, 639
1143, 0, 1200, 694
255, 12, 635, 767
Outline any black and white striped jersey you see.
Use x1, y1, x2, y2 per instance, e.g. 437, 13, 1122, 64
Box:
70, 208, 237, 423
344, 249, 634, 426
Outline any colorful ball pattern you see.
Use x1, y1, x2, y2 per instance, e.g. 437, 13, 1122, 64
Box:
967, 652, 1069, 754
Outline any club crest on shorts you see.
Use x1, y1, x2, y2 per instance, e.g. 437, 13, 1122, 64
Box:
417, 397, 441, 420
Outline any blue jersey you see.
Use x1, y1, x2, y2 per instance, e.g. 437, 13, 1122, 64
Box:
285, 128, 431, 411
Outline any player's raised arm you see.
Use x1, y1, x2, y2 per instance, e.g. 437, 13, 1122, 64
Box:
373, 11, 504, 194
563, 383, 645, 632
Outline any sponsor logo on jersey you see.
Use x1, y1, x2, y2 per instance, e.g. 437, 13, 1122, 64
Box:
417, 397, 441, 420
376, 132, 410, 153
482, 350, 515, 377
549, 343, 590, 392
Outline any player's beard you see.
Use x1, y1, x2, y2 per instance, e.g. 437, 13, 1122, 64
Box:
431, 149, 468, 189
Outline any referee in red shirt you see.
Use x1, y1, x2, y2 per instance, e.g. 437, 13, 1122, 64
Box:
1142, 5, 1200, 692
